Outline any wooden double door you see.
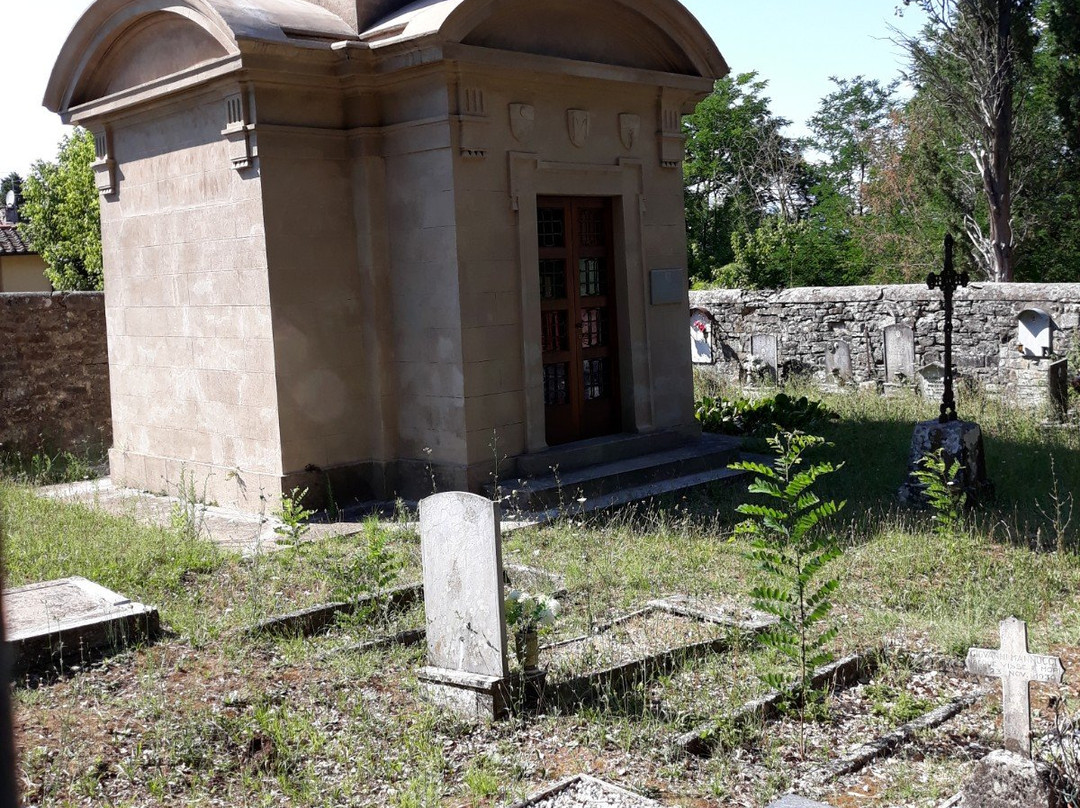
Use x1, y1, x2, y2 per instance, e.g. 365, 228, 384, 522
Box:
537, 197, 621, 446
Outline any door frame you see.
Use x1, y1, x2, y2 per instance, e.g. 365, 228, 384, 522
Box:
510, 153, 655, 453
537, 195, 621, 446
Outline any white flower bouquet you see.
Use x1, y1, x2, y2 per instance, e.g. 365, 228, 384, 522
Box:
504, 589, 560, 632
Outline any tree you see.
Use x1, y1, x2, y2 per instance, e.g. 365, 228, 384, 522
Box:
1046, 0, 1080, 153
898, 0, 1039, 281
0, 172, 22, 209
19, 129, 103, 291
683, 73, 809, 285
809, 76, 901, 217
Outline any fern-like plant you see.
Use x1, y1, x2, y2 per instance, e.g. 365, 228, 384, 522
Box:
911, 449, 966, 539
730, 431, 846, 704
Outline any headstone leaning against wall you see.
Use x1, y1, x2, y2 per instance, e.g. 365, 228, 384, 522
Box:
883, 324, 915, 384
417, 492, 510, 720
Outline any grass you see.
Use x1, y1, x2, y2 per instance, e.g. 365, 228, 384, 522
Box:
2, 377, 1080, 805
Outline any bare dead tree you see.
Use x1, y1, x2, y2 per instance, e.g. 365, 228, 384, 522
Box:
898, 0, 1037, 281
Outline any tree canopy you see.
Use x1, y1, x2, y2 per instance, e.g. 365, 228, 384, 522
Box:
19, 129, 103, 291
685, 0, 1080, 288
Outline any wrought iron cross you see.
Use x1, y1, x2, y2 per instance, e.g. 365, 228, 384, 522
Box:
926, 234, 969, 423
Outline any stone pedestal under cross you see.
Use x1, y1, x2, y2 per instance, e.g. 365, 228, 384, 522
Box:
965, 617, 1065, 757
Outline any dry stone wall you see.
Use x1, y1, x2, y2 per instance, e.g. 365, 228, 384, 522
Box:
0, 292, 111, 454
689, 284, 1080, 407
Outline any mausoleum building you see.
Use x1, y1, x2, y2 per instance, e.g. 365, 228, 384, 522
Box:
46, 0, 727, 508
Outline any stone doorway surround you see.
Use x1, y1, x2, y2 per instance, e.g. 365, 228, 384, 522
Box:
512, 155, 653, 454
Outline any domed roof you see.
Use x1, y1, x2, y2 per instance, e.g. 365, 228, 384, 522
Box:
46, 0, 357, 114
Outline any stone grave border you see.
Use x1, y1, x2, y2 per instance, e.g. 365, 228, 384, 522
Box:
674, 648, 994, 791
505, 773, 663, 808
244, 583, 422, 638
803, 689, 989, 787
546, 595, 776, 711
244, 564, 566, 640
672, 650, 881, 758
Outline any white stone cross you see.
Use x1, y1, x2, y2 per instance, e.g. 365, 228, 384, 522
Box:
965, 616, 1065, 757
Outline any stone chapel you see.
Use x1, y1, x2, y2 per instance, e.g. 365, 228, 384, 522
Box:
46, 0, 728, 509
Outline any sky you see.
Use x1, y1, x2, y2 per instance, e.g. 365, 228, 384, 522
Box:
0, 1, 928, 180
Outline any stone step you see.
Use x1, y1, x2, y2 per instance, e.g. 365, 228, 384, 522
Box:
512, 430, 692, 478
492, 433, 744, 513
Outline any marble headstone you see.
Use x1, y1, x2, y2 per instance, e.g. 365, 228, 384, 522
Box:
825, 340, 853, 383
750, 333, 779, 375
690, 309, 714, 365
418, 492, 510, 718
884, 324, 915, 382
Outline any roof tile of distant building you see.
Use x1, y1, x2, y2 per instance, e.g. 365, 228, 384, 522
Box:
0, 224, 33, 255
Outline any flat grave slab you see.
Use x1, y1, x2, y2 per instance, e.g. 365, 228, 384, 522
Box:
507, 774, 664, 807
4, 576, 159, 674
767, 797, 833, 808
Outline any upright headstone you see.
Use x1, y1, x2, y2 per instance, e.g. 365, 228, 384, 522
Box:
1048, 359, 1069, 422
825, 340, 853, 384
965, 617, 1065, 757
749, 333, 779, 380
883, 324, 915, 383
417, 492, 510, 719
916, 362, 946, 401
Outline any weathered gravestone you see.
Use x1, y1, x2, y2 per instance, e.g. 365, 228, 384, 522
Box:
962, 749, 1062, 808
965, 616, 1065, 757
915, 362, 945, 401
748, 333, 779, 382
883, 323, 915, 383
1049, 359, 1069, 422
417, 492, 510, 720
3, 577, 159, 675
766, 797, 833, 808
825, 340, 852, 385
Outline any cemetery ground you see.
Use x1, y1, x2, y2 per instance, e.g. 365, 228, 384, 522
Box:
3, 381, 1080, 807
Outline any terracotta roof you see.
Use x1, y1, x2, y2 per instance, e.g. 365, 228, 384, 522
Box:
0, 224, 34, 255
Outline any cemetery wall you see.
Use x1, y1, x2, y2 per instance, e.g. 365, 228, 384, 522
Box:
0, 292, 111, 454
690, 283, 1080, 407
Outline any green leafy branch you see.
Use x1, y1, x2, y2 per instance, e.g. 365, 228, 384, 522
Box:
730, 431, 847, 703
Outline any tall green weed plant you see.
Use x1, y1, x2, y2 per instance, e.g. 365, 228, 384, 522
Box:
911, 449, 966, 541
730, 431, 846, 703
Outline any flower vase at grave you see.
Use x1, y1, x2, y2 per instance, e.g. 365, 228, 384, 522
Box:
515, 628, 540, 672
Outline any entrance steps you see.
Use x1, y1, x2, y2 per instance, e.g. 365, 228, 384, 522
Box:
493, 432, 745, 514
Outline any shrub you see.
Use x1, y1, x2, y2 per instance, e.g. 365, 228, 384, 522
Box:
696, 393, 835, 436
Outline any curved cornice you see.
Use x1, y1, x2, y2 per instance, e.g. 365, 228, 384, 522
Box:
361, 0, 727, 80
45, 0, 357, 114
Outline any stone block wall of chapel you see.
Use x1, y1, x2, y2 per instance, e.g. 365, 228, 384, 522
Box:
378, 76, 470, 494
101, 92, 282, 508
